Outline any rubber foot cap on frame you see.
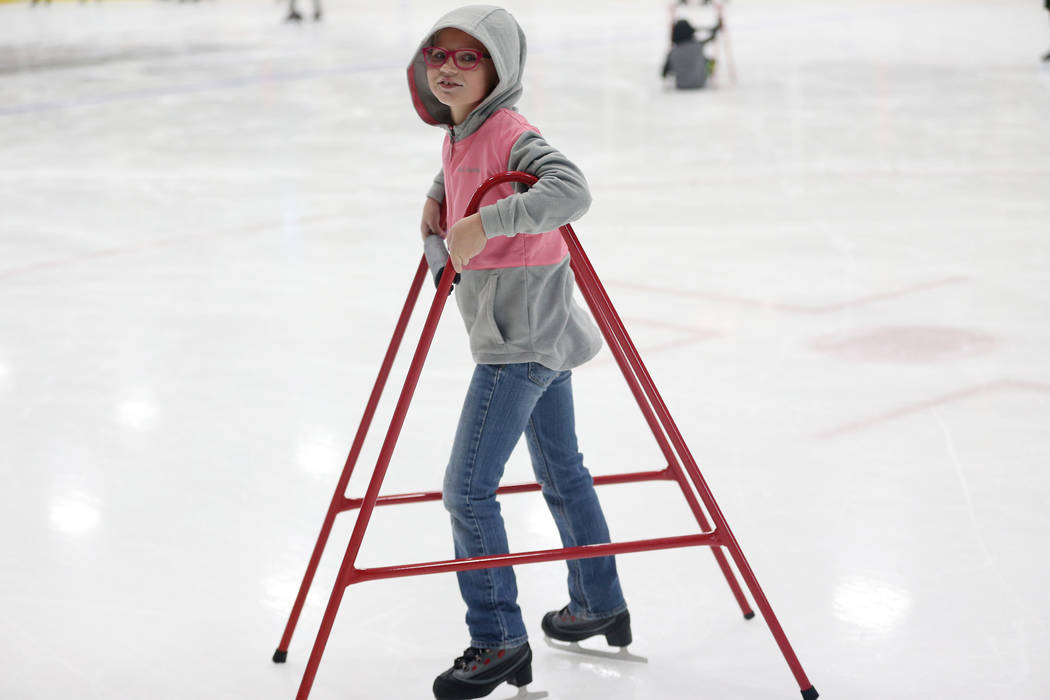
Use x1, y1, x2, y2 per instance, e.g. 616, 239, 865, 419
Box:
273, 649, 288, 663
743, 611, 756, 620
801, 687, 819, 700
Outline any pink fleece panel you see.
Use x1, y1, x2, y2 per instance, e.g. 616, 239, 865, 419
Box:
443, 109, 568, 271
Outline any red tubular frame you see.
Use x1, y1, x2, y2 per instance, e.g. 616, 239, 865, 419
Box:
275, 173, 818, 700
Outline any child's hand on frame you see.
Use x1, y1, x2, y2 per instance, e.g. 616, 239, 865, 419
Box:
420, 197, 445, 240
446, 213, 487, 272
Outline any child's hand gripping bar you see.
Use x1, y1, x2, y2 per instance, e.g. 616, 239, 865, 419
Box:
426, 171, 540, 296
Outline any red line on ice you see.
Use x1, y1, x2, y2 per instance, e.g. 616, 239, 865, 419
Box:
814, 380, 1050, 438
610, 276, 971, 314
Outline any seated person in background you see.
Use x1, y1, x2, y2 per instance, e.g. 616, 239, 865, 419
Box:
662, 18, 721, 90
1044, 0, 1050, 62
286, 0, 321, 23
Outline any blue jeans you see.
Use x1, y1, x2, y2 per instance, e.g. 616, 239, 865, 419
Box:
442, 362, 627, 649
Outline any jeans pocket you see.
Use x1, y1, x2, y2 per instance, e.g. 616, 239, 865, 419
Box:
527, 362, 559, 388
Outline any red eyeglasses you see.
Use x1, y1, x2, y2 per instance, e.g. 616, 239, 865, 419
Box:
422, 46, 491, 71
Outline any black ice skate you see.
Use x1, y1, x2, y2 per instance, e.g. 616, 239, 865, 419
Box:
541, 606, 632, 646
540, 606, 647, 663
433, 643, 533, 700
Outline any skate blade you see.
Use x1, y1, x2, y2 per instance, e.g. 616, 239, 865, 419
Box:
542, 637, 649, 664
496, 687, 549, 700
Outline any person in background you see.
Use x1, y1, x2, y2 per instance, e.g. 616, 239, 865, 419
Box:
286, 0, 321, 23
1044, 0, 1050, 61
662, 17, 721, 90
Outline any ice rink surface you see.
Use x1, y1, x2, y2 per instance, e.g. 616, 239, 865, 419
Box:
2, 0, 1049, 698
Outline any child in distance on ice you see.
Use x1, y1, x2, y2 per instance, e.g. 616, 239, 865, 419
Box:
408, 5, 630, 699
1044, 0, 1050, 61
662, 17, 722, 89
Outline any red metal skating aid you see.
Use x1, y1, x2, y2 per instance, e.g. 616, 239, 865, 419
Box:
273, 172, 819, 700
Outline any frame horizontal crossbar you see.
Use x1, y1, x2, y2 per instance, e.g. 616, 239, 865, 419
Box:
349, 532, 722, 584
340, 467, 675, 511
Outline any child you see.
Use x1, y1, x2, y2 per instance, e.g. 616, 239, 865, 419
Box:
285, 0, 321, 23
662, 17, 721, 89
1044, 0, 1050, 62
408, 6, 630, 699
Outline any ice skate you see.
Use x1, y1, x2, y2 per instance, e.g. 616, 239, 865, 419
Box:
540, 606, 647, 662
541, 606, 632, 646
433, 643, 535, 700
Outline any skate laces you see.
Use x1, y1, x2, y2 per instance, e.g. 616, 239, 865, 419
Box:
453, 647, 488, 670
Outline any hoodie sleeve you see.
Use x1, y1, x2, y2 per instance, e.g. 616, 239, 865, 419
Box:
426, 168, 445, 204
478, 131, 591, 238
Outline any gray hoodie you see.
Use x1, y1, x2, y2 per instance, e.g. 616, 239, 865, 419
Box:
409, 6, 602, 371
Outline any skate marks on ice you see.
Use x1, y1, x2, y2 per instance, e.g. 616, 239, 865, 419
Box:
542, 637, 649, 664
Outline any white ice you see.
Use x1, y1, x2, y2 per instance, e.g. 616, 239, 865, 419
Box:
2, 0, 1049, 699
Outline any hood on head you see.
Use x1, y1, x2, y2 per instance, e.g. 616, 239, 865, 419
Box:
671, 19, 696, 44
408, 5, 527, 137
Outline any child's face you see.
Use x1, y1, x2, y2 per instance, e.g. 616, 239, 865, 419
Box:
426, 28, 497, 125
